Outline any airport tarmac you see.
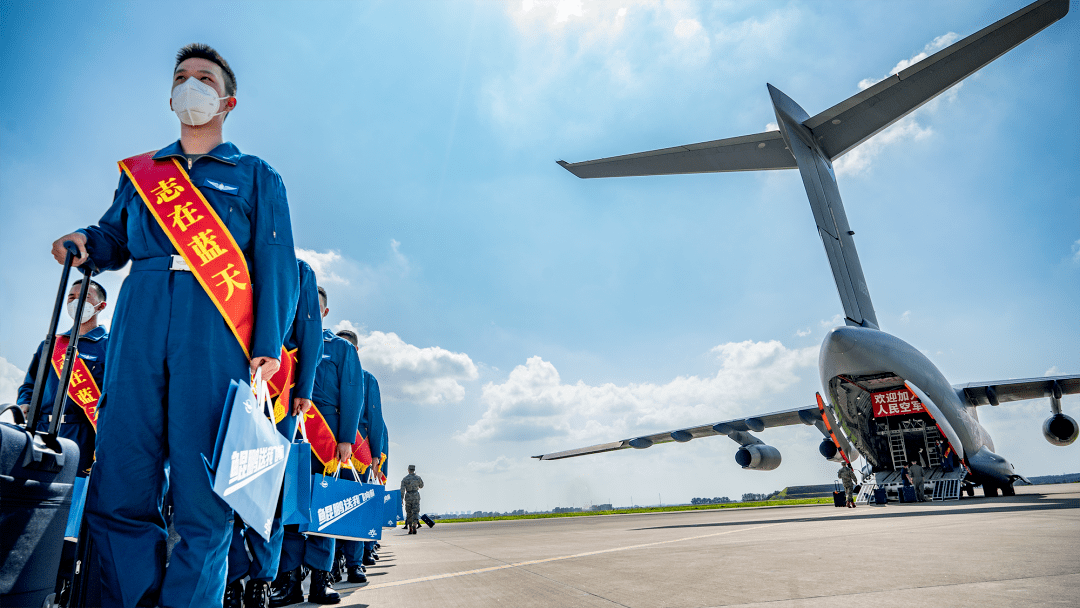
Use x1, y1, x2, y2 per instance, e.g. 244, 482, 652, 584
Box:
309, 484, 1078, 607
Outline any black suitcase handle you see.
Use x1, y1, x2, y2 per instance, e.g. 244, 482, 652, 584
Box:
1, 403, 27, 426
22, 241, 97, 471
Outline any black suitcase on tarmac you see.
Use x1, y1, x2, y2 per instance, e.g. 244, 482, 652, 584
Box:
832, 481, 846, 507
900, 485, 917, 503
0, 242, 94, 607
421, 514, 435, 528
873, 487, 888, 505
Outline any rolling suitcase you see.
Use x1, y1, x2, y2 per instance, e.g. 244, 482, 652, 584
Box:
873, 487, 888, 505
900, 485, 917, 503
832, 481, 846, 507
0, 242, 95, 607
421, 514, 435, 528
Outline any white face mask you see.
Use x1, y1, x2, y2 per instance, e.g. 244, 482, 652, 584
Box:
171, 76, 230, 126
67, 300, 99, 324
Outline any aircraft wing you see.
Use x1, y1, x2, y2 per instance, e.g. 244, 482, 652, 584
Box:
954, 374, 1080, 407
533, 404, 818, 461
556, 131, 795, 179
806, 0, 1069, 160
558, 0, 1068, 177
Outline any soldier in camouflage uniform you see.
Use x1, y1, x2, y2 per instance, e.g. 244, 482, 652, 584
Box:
401, 465, 424, 534
838, 462, 858, 508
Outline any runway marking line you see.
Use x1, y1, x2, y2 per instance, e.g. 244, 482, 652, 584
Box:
358, 521, 784, 591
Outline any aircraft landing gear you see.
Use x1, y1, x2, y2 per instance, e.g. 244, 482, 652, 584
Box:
983, 483, 999, 497
1001, 483, 1015, 496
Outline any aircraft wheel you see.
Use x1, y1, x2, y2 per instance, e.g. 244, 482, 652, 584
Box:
965, 486, 974, 497
983, 483, 999, 498
1001, 483, 1015, 496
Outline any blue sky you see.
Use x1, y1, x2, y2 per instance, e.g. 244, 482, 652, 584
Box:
1, 0, 1077, 513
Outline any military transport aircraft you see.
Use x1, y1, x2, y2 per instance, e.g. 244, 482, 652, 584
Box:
536, 0, 1078, 500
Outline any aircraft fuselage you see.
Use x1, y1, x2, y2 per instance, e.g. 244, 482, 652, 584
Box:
820, 325, 1015, 486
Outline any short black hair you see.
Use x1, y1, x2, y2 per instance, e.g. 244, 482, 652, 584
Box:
72, 279, 106, 303
175, 43, 236, 96
317, 286, 327, 309
336, 330, 358, 348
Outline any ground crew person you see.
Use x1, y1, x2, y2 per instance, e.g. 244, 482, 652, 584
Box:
227, 259, 323, 608
908, 459, 927, 502
271, 287, 363, 606
17, 279, 109, 476
50, 43, 299, 607
401, 465, 424, 534
837, 462, 857, 508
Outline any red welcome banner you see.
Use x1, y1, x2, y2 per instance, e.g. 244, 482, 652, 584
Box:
871, 388, 925, 417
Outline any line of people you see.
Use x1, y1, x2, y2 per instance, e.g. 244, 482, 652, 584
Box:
23, 42, 395, 608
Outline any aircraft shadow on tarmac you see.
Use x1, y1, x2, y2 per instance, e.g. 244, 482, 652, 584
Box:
635, 494, 1079, 531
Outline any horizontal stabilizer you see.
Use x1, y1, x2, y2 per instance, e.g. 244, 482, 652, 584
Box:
954, 374, 1080, 407
557, 131, 794, 179
807, 0, 1069, 160
534, 404, 815, 461
558, 0, 1068, 178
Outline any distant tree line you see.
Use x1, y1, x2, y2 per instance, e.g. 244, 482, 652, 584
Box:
691, 497, 732, 505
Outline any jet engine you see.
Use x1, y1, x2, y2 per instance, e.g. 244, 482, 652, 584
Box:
1043, 413, 1079, 446
735, 444, 781, 470
818, 439, 837, 459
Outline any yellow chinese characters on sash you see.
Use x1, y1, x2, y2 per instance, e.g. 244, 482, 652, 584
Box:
267, 348, 298, 423
120, 151, 294, 409
49, 335, 101, 431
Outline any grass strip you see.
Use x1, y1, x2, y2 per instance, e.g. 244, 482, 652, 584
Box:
409, 497, 832, 525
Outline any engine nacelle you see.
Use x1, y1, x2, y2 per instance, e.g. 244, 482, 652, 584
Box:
735, 444, 781, 470
818, 439, 838, 460
1043, 413, 1079, 446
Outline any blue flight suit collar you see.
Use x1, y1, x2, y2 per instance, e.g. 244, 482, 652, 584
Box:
152, 140, 241, 166
59, 325, 107, 342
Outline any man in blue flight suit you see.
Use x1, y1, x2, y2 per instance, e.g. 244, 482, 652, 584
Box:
359, 370, 386, 568
226, 258, 323, 608
17, 279, 109, 477
331, 331, 374, 585
270, 287, 362, 606
49, 43, 299, 608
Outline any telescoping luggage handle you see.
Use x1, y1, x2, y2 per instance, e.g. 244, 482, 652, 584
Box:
23, 241, 99, 471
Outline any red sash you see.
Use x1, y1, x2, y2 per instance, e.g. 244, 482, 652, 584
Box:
49, 335, 101, 430
303, 407, 373, 474
121, 151, 292, 404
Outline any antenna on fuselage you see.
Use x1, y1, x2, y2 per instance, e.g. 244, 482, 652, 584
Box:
557, 0, 1069, 328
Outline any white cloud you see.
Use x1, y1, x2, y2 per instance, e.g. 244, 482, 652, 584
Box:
900, 310, 911, 323
795, 328, 811, 337
520, 0, 582, 23
335, 320, 479, 405
835, 115, 933, 177
1045, 366, 1060, 376
841, 32, 961, 176
674, 18, 702, 39
765, 122, 778, 132
467, 455, 524, 474
820, 314, 844, 329
459, 340, 816, 443
295, 248, 349, 285
1071, 239, 1080, 263
0, 356, 25, 407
